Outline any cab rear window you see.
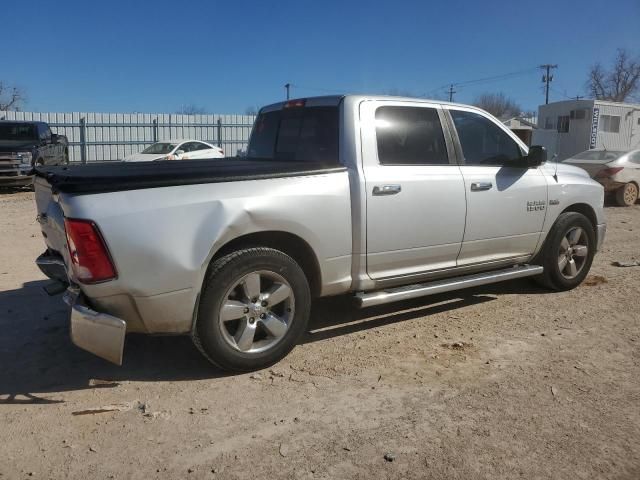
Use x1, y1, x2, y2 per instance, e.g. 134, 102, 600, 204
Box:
248, 106, 339, 164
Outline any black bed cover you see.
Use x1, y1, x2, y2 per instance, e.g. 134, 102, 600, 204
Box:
34, 158, 346, 194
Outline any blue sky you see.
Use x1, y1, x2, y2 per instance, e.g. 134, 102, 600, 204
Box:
2, 0, 639, 114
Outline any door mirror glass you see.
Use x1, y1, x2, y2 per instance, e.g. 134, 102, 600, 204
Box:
526, 145, 547, 167
174, 149, 185, 156
51, 133, 59, 144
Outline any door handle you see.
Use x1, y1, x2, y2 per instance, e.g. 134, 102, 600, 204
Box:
372, 184, 402, 196
470, 181, 493, 191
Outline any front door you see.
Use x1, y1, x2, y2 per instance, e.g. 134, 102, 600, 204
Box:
361, 101, 467, 280
445, 107, 548, 266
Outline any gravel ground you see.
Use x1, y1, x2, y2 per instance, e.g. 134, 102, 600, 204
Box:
0, 189, 639, 479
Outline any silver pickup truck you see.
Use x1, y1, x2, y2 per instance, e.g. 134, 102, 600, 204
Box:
34, 95, 606, 371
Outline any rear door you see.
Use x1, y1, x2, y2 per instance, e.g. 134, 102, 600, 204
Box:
360, 100, 467, 280
445, 107, 548, 266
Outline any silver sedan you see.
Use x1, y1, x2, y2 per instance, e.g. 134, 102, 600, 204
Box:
564, 149, 640, 206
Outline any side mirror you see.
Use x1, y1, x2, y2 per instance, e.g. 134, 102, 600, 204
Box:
174, 149, 185, 156
50, 134, 59, 144
526, 145, 547, 168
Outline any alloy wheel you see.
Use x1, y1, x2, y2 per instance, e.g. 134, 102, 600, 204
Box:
218, 270, 295, 354
557, 227, 589, 279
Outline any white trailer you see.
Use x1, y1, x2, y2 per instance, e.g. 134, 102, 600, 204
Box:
532, 99, 640, 161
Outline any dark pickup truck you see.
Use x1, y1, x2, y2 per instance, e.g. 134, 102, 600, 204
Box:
0, 120, 68, 186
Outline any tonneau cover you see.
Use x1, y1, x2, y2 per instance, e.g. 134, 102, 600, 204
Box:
34, 158, 345, 194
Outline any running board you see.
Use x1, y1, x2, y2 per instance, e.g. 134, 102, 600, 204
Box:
354, 265, 543, 308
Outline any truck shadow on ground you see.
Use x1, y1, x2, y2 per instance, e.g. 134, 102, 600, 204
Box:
0, 277, 549, 401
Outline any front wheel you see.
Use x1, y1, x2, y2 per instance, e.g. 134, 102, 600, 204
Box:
615, 182, 638, 206
193, 247, 311, 371
536, 212, 596, 291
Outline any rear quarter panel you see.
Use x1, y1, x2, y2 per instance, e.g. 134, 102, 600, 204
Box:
59, 171, 353, 333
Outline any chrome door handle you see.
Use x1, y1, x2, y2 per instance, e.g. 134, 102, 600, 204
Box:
372, 184, 402, 196
470, 181, 493, 191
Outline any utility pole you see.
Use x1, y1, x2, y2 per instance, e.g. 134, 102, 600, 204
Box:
539, 64, 558, 104
285, 83, 290, 100
448, 84, 456, 102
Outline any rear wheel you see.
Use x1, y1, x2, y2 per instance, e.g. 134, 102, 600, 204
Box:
193, 247, 311, 371
615, 182, 638, 206
535, 212, 595, 291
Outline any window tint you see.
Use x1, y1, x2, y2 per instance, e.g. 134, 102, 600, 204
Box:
248, 106, 339, 164
450, 110, 523, 166
630, 151, 640, 164
196, 142, 210, 150
39, 124, 51, 140
375, 106, 448, 165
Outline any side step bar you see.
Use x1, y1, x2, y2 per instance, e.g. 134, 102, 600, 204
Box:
354, 265, 543, 308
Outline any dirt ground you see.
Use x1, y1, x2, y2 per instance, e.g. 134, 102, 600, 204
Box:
0, 189, 638, 480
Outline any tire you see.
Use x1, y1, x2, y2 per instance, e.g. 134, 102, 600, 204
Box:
535, 212, 596, 291
193, 247, 311, 372
615, 182, 638, 206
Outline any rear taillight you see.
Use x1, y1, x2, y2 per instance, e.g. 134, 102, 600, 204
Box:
596, 167, 624, 178
64, 218, 117, 283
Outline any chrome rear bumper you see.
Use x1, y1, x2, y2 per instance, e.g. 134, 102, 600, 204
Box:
36, 251, 68, 283
63, 287, 127, 365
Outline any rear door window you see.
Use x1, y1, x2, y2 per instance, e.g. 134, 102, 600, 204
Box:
248, 106, 339, 164
375, 106, 449, 165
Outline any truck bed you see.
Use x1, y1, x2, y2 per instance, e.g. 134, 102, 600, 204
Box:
34, 158, 345, 194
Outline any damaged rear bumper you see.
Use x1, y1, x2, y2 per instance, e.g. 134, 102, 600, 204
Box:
63, 286, 127, 365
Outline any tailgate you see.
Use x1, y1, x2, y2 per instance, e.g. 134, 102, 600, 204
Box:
35, 176, 70, 269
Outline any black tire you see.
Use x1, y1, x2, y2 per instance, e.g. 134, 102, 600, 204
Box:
535, 212, 596, 291
615, 182, 638, 206
193, 247, 311, 372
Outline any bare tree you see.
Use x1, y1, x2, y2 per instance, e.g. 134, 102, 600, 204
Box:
0, 82, 25, 111
587, 49, 640, 102
473, 92, 522, 119
177, 104, 208, 115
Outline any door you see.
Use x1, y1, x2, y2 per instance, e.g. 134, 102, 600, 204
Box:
446, 108, 548, 265
361, 101, 467, 280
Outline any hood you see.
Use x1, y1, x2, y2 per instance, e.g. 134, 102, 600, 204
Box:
123, 153, 167, 162
0, 140, 38, 152
541, 161, 591, 179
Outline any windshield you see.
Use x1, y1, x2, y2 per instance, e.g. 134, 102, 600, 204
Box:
0, 123, 37, 141
141, 143, 176, 154
566, 150, 625, 161
248, 106, 339, 163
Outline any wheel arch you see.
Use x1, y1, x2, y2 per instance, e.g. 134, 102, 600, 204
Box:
209, 231, 322, 298
561, 203, 597, 232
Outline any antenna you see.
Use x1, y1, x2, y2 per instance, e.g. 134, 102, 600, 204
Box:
552, 153, 559, 182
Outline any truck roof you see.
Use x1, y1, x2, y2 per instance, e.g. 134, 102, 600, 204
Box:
0, 120, 48, 125
259, 94, 477, 113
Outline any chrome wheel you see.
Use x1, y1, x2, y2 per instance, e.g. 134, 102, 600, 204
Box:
218, 270, 295, 354
558, 227, 589, 279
